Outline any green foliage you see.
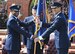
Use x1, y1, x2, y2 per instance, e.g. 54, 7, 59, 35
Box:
29, 0, 35, 15
46, 0, 49, 4
46, 0, 52, 5
0, 0, 2, 4
30, 0, 35, 9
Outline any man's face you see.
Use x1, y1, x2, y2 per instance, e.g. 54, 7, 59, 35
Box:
52, 8, 56, 15
32, 9, 36, 17
12, 10, 19, 17
51, 7, 61, 15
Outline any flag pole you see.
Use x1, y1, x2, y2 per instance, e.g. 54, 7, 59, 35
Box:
34, 23, 40, 54
34, 41, 36, 54
34, 0, 38, 53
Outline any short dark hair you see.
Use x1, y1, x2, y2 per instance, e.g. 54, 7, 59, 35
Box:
32, 5, 37, 10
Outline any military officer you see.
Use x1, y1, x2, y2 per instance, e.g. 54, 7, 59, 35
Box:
34, 2, 70, 54
23, 5, 44, 54
5, 4, 33, 54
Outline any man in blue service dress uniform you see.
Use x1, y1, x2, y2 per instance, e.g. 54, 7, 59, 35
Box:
5, 4, 33, 54
23, 6, 36, 54
34, 2, 70, 54
23, 5, 43, 54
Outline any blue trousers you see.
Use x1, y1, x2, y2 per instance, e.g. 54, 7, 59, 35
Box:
7, 50, 20, 54
27, 49, 34, 54
57, 48, 68, 54
27, 42, 43, 54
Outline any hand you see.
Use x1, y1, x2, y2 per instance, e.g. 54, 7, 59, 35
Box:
44, 44, 49, 50
31, 35, 37, 39
34, 37, 40, 43
18, 13, 23, 20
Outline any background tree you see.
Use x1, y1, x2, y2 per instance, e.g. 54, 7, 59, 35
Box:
0, 0, 2, 4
